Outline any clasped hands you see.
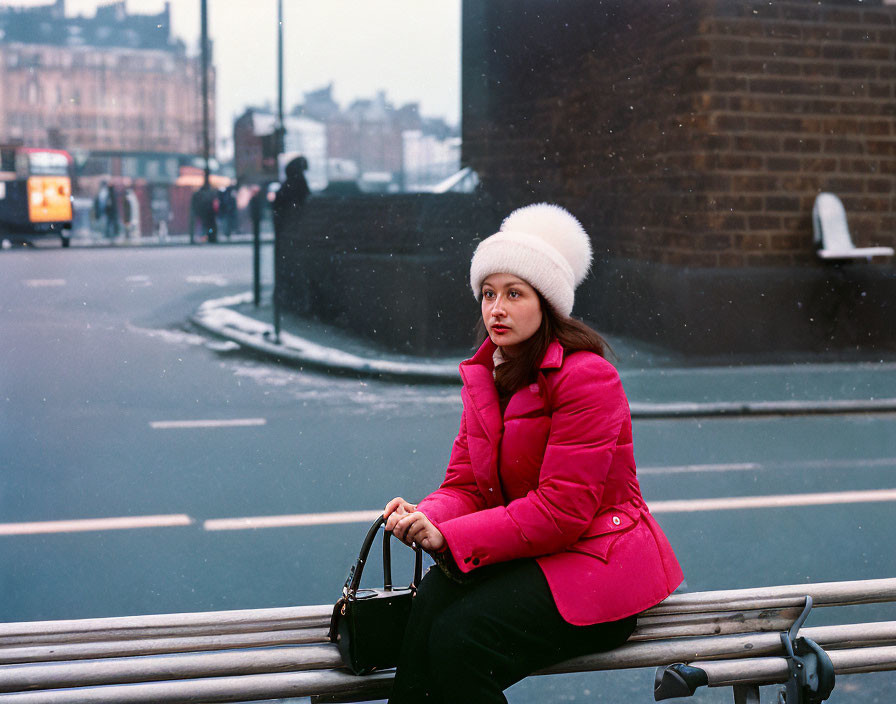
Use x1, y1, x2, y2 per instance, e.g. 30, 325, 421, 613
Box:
383, 497, 445, 553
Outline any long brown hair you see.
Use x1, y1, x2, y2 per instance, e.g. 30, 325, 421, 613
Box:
475, 291, 614, 399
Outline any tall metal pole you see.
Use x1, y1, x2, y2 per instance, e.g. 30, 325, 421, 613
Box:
200, 0, 210, 187
272, 0, 284, 342
277, 0, 285, 157
191, 0, 211, 245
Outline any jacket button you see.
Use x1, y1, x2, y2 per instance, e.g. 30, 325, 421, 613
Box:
472, 558, 480, 566
488, 487, 493, 492
612, 516, 621, 526
464, 557, 471, 564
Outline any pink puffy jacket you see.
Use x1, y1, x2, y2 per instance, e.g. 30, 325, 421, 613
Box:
416, 338, 683, 626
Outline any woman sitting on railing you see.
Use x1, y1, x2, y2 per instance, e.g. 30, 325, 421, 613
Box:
384, 203, 684, 703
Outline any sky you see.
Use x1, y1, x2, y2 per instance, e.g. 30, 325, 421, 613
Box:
6, 0, 462, 152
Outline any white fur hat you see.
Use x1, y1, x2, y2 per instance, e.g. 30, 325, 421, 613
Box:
470, 203, 592, 317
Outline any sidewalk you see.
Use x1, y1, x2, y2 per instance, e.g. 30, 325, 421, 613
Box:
191, 292, 896, 418
68, 231, 274, 248
2, 231, 274, 250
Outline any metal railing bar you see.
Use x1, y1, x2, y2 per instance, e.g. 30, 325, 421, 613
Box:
647, 577, 896, 614
3, 577, 892, 644
0, 619, 331, 648
0, 646, 341, 693
543, 621, 896, 674
4, 621, 895, 693
693, 645, 896, 687
0, 669, 394, 704
0, 606, 331, 641
0, 646, 892, 704
0, 629, 330, 665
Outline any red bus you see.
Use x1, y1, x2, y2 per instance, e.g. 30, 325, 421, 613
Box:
0, 146, 74, 247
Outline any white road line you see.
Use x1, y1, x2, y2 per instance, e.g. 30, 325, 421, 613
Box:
639, 462, 761, 475
9, 491, 896, 537
24, 279, 66, 287
650, 489, 896, 513
150, 418, 267, 429
186, 274, 229, 287
203, 489, 896, 531
204, 510, 383, 531
639, 457, 896, 475
0, 515, 193, 536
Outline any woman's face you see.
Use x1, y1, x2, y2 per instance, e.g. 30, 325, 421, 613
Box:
481, 273, 543, 354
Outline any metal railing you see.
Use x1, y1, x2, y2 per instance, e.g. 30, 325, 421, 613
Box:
0, 578, 893, 703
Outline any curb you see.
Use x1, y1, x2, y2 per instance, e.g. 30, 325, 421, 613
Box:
628, 398, 896, 419
190, 292, 463, 384
192, 293, 896, 417
68, 235, 274, 249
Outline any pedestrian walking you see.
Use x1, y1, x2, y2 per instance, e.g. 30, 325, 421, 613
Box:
123, 187, 140, 241
218, 185, 237, 239
383, 203, 684, 703
191, 184, 218, 243
272, 156, 310, 234
103, 184, 119, 239
93, 180, 108, 237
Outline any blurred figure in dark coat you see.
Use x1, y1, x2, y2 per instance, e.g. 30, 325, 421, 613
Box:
272, 156, 310, 234
104, 184, 119, 239
218, 185, 237, 239
191, 184, 219, 243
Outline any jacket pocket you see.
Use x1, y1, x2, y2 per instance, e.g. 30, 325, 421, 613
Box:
568, 507, 639, 562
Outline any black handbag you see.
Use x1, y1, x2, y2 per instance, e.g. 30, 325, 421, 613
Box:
328, 515, 423, 675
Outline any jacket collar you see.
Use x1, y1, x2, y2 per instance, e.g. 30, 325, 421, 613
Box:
461, 337, 566, 375
539, 339, 564, 370
458, 339, 501, 445
457, 336, 566, 441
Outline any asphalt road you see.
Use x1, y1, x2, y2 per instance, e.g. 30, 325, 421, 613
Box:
1, 244, 894, 703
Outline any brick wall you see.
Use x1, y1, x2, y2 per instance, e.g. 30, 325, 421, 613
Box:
462, 0, 896, 268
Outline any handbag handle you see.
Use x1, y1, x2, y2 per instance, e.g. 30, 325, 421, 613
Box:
344, 516, 423, 598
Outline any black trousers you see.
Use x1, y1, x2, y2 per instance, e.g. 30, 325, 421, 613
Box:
388, 559, 637, 704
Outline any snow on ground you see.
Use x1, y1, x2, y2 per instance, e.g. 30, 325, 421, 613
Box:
130, 319, 461, 415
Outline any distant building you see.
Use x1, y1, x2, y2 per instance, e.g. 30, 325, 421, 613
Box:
233, 109, 327, 191
0, 0, 213, 156
403, 132, 461, 192
0, 0, 218, 236
236, 84, 460, 192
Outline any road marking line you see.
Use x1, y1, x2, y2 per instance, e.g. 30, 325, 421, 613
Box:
204, 510, 383, 531
773, 457, 896, 471
150, 418, 267, 429
11, 491, 896, 537
650, 489, 896, 513
24, 279, 66, 287
203, 489, 896, 531
639, 462, 761, 475
639, 457, 896, 475
186, 274, 228, 286
0, 515, 193, 536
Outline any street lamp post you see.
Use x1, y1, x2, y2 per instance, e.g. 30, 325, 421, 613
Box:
272, 0, 284, 343
200, 0, 211, 188
193, 0, 211, 246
